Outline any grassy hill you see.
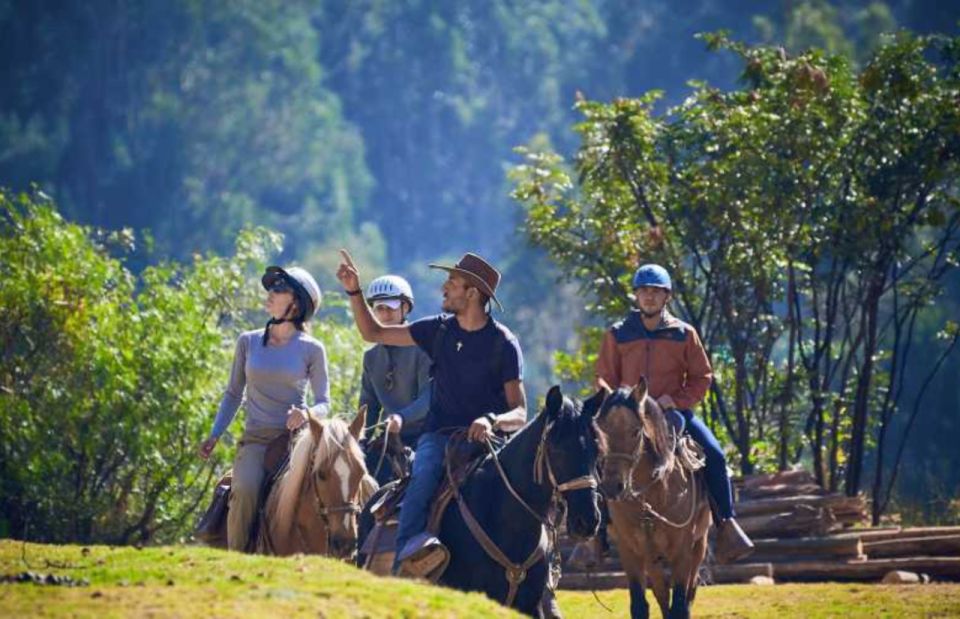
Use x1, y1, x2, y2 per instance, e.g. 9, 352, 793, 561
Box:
2, 540, 960, 618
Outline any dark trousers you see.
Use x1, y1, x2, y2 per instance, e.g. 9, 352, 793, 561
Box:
681, 410, 735, 520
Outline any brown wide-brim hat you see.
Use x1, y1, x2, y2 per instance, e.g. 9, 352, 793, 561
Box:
429, 252, 504, 312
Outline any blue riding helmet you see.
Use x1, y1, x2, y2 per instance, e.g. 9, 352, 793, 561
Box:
631, 264, 672, 291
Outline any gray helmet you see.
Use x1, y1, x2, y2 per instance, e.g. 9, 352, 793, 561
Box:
367, 274, 414, 312
262, 265, 322, 320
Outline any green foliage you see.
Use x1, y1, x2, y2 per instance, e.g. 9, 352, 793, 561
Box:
0, 191, 365, 543
0, 1, 372, 262
514, 31, 960, 501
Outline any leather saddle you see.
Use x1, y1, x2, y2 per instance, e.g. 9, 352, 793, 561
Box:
359, 434, 490, 578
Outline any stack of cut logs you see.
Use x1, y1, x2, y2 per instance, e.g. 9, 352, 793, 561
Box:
559, 469, 960, 588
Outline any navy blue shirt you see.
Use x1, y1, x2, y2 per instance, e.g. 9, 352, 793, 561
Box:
409, 314, 523, 432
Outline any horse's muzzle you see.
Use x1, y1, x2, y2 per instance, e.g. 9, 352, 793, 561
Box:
567, 493, 601, 538
601, 478, 626, 499
329, 534, 357, 559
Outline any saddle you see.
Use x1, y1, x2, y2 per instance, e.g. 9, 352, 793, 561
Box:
194, 430, 294, 549
359, 434, 489, 579
664, 409, 705, 476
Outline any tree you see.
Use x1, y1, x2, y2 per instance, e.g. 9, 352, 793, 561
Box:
513, 32, 960, 516
0, 189, 366, 543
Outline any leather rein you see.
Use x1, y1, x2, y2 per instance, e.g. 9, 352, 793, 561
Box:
263, 435, 363, 555
446, 419, 598, 607
604, 427, 698, 529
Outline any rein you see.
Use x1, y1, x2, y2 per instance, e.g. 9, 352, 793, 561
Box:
604, 430, 699, 529
447, 419, 597, 607
294, 441, 362, 552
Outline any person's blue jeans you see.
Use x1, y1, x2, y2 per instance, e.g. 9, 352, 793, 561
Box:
394, 431, 449, 565
680, 410, 736, 520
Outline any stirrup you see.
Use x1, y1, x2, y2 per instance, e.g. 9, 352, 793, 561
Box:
397, 534, 450, 581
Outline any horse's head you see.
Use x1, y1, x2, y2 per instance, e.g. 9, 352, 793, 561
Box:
538, 385, 608, 539
596, 377, 675, 500
303, 407, 376, 557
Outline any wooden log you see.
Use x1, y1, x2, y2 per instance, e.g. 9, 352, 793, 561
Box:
738, 504, 839, 538
739, 469, 817, 491
773, 557, 960, 581
864, 535, 960, 558
736, 494, 866, 519
558, 570, 628, 590
833, 526, 960, 543
558, 563, 775, 590
740, 482, 828, 499
739, 535, 863, 562
702, 563, 775, 584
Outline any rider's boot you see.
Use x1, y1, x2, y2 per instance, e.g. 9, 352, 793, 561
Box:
714, 517, 754, 564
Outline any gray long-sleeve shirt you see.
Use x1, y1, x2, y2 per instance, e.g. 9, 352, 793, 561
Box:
359, 343, 432, 442
210, 329, 330, 438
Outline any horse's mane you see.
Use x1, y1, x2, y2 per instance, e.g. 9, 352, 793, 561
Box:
601, 387, 675, 480
273, 417, 364, 537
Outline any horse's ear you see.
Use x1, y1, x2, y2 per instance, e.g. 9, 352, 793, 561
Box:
349, 405, 366, 441
630, 377, 648, 405
583, 386, 610, 419
545, 385, 563, 419
307, 411, 324, 440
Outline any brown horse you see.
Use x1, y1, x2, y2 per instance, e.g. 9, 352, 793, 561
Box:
256, 408, 378, 558
597, 380, 711, 619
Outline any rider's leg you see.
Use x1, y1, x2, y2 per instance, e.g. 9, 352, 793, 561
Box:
393, 431, 449, 571
227, 427, 282, 551
681, 411, 753, 563
681, 412, 734, 519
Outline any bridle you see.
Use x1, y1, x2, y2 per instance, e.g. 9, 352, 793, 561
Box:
448, 415, 599, 607
601, 412, 698, 529
300, 440, 364, 555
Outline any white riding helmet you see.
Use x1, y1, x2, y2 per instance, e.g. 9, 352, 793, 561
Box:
367, 275, 414, 313
262, 265, 322, 320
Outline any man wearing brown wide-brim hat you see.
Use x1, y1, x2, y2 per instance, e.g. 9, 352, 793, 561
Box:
336, 249, 526, 579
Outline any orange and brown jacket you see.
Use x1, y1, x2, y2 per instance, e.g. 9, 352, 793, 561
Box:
596, 310, 713, 410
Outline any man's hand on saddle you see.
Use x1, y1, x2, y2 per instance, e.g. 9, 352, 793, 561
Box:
198, 436, 218, 460
286, 406, 309, 431
656, 394, 677, 410
386, 413, 404, 434
336, 249, 361, 292
467, 415, 495, 442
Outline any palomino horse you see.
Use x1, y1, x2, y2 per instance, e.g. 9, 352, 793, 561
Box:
257, 408, 378, 558
597, 380, 711, 619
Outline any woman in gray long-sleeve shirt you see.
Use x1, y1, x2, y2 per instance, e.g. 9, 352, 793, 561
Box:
198, 265, 329, 552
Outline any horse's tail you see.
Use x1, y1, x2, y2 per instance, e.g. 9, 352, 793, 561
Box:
271, 429, 315, 542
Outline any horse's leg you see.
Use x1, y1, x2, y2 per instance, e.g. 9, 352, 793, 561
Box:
619, 546, 649, 619
628, 577, 650, 619
686, 530, 709, 606
668, 583, 689, 619
647, 568, 670, 619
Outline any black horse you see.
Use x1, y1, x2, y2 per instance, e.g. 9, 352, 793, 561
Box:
360, 385, 606, 616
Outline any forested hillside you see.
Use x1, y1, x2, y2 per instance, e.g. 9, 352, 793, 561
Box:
1, 0, 958, 542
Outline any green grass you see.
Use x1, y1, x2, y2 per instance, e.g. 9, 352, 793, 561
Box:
557, 583, 960, 618
2, 541, 959, 618
0, 540, 519, 618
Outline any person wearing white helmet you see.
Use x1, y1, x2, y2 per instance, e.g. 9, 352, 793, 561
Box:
198, 265, 330, 552
359, 275, 432, 452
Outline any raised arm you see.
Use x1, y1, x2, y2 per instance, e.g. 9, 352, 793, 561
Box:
336, 249, 415, 347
